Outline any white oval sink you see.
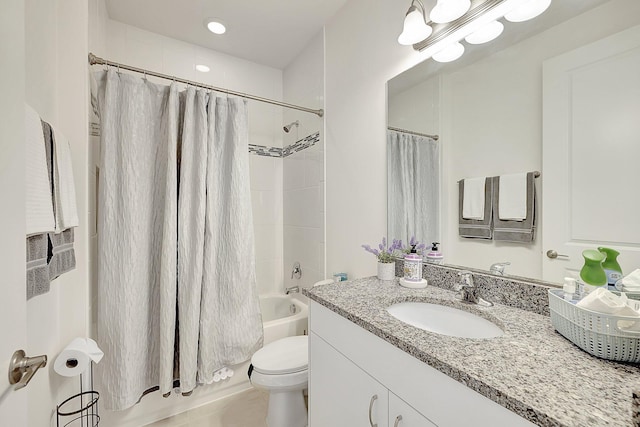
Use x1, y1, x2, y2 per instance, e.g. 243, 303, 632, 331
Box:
387, 302, 503, 339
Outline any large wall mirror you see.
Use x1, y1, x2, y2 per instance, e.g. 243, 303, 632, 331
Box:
387, 0, 640, 284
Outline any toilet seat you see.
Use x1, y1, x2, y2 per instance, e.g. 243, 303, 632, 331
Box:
251, 336, 308, 375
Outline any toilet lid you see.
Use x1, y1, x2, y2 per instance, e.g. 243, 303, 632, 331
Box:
251, 336, 308, 375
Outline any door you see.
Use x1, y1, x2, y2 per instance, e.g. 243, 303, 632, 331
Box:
542, 24, 640, 282
309, 332, 389, 426
0, 0, 27, 424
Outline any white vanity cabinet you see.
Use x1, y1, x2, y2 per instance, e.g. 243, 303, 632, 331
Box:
389, 392, 438, 427
310, 331, 389, 426
308, 301, 537, 427
310, 331, 435, 426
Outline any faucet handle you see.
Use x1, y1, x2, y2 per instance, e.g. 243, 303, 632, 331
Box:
489, 262, 511, 276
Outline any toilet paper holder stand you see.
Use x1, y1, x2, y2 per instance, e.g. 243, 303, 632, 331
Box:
56, 363, 100, 427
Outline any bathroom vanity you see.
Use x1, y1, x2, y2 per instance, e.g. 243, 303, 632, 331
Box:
304, 274, 640, 426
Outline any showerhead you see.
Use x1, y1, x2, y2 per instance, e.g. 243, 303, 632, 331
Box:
283, 120, 300, 133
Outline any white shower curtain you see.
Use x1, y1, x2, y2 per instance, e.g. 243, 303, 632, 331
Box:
387, 130, 440, 246
94, 70, 263, 411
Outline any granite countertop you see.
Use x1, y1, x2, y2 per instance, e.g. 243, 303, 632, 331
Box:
304, 276, 640, 427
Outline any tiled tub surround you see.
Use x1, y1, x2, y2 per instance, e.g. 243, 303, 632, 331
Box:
249, 131, 320, 158
304, 276, 640, 426
395, 261, 556, 315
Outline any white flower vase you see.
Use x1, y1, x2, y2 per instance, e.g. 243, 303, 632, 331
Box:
377, 261, 396, 281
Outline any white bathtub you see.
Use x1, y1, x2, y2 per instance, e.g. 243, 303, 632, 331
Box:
259, 294, 308, 345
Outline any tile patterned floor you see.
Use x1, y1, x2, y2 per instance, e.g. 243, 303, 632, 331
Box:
144, 389, 269, 427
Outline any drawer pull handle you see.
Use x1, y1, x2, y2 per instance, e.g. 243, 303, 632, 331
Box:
394, 415, 403, 427
368, 394, 378, 427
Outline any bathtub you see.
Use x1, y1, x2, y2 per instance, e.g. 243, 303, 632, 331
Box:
259, 294, 308, 345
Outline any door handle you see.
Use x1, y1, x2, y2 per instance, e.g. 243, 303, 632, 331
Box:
8, 350, 47, 390
546, 250, 569, 259
394, 415, 403, 427
368, 394, 378, 427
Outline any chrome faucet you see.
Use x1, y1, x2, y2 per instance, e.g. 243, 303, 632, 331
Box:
456, 271, 493, 306
285, 285, 300, 295
489, 262, 510, 276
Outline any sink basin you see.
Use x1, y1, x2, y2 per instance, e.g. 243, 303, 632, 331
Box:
386, 302, 503, 339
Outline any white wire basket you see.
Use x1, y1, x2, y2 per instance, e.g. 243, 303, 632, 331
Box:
548, 289, 640, 363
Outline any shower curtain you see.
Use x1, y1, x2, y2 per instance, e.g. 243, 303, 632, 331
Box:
94, 70, 263, 411
387, 129, 440, 246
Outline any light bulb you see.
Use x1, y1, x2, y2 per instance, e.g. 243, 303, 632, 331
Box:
504, 0, 552, 23
195, 64, 210, 73
398, 6, 433, 45
429, 0, 471, 24
206, 20, 226, 35
432, 42, 464, 62
464, 20, 504, 44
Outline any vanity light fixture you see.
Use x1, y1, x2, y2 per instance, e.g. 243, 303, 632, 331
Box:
205, 19, 226, 35
432, 42, 465, 62
400, 0, 553, 63
504, 0, 552, 22
430, 0, 471, 24
464, 20, 504, 44
195, 64, 210, 72
398, 0, 433, 46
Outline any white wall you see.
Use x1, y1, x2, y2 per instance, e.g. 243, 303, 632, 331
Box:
23, 0, 90, 425
89, 5, 288, 425
325, 0, 640, 280
283, 31, 326, 292
324, 0, 436, 279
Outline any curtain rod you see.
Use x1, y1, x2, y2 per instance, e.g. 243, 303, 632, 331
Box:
88, 53, 324, 118
388, 126, 439, 141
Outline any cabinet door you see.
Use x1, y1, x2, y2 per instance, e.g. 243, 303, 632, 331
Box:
309, 332, 389, 427
389, 393, 438, 427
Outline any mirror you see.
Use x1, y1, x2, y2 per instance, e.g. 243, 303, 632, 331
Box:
387, 0, 631, 282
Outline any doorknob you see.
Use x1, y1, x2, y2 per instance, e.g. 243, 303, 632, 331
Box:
8, 350, 47, 390
546, 250, 569, 259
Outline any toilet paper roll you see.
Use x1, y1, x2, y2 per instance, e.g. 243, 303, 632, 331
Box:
54, 337, 104, 377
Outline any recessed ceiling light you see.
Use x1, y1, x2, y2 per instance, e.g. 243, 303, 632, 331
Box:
205, 19, 226, 35
195, 64, 210, 73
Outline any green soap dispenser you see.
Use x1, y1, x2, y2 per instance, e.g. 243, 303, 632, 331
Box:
579, 249, 607, 295
598, 246, 623, 288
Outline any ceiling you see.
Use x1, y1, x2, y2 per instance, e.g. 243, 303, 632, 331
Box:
105, 0, 348, 70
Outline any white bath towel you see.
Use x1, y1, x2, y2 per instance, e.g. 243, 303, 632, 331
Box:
498, 173, 527, 220
50, 125, 79, 231
462, 177, 486, 220
25, 104, 55, 235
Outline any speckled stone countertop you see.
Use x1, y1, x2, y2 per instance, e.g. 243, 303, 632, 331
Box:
304, 276, 640, 427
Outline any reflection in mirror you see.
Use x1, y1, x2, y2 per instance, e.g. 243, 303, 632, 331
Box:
387, 128, 439, 248
387, 0, 638, 283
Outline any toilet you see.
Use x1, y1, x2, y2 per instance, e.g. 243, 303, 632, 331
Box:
249, 335, 308, 427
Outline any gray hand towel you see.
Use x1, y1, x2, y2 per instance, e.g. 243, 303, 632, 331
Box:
492, 172, 537, 243
48, 228, 76, 280
26, 234, 50, 299
458, 177, 493, 239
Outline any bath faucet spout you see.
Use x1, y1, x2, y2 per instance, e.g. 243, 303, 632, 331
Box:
285, 286, 300, 295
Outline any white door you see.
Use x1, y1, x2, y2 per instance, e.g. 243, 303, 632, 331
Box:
0, 0, 28, 425
542, 25, 640, 283
309, 332, 389, 426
